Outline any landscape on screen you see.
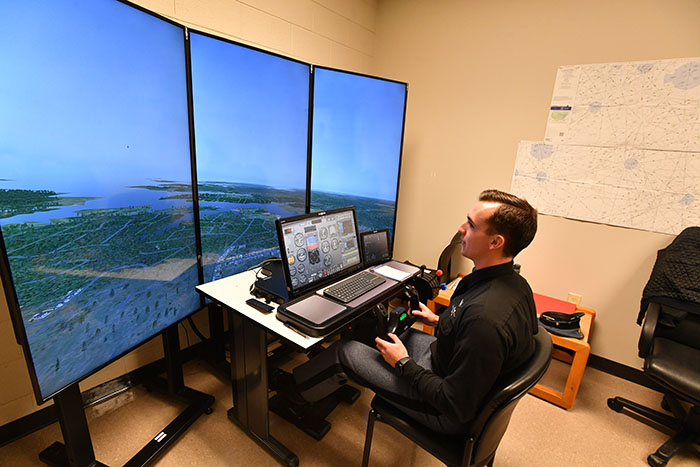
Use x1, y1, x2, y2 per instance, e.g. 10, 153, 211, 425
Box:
189, 36, 400, 283
0, 181, 200, 398
198, 182, 396, 282
311, 189, 396, 243
0, 0, 201, 399
0, 176, 396, 397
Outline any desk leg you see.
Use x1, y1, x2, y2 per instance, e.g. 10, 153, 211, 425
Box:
562, 345, 591, 409
228, 310, 299, 467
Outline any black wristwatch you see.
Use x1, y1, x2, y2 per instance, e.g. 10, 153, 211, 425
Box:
395, 356, 411, 375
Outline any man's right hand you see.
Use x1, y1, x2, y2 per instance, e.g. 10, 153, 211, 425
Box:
409, 302, 439, 326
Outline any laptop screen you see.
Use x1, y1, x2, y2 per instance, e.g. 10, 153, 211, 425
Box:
276, 207, 363, 298
361, 229, 391, 266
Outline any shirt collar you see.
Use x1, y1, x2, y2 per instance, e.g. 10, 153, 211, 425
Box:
455, 261, 515, 295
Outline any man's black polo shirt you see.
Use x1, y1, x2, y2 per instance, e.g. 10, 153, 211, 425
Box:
401, 261, 538, 425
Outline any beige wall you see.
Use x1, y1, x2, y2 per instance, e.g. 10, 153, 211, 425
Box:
140, 0, 377, 71
376, 0, 700, 368
0, 0, 378, 426
3, 0, 700, 428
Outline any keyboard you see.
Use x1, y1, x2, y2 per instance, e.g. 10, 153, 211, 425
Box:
323, 270, 386, 303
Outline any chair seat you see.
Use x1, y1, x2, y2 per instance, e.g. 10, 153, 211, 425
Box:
646, 338, 700, 405
370, 396, 466, 466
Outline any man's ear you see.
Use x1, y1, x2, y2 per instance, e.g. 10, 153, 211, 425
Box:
489, 234, 505, 251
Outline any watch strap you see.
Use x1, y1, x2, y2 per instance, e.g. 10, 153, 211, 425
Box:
396, 356, 411, 375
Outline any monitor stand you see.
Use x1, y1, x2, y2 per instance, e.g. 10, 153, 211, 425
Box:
205, 302, 230, 376
38, 383, 108, 467
38, 324, 214, 467
252, 261, 288, 304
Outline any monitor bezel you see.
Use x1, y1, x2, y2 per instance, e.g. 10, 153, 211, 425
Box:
360, 228, 391, 267
186, 27, 313, 70
275, 206, 363, 299
187, 27, 313, 283
0, 0, 202, 404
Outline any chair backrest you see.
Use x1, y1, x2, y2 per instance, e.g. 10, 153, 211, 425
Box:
437, 231, 463, 284
640, 301, 700, 358
465, 326, 553, 465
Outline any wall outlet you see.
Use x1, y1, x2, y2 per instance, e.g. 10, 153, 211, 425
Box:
567, 292, 582, 305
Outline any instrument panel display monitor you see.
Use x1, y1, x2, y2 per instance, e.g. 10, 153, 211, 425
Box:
276, 207, 362, 298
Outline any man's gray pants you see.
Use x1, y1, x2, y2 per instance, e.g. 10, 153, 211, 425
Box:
336, 329, 465, 434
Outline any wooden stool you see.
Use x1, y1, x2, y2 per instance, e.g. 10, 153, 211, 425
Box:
530, 305, 595, 409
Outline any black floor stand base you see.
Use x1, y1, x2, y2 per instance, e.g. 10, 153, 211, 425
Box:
37, 324, 213, 467
269, 384, 360, 440
39, 442, 109, 467
38, 379, 214, 467
124, 377, 215, 467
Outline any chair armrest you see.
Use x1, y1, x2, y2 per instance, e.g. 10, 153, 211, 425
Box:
638, 302, 660, 358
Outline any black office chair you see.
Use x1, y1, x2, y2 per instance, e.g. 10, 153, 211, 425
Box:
437, 231, 463, 284
608, 301, 700, 467
361, 327, 552, 467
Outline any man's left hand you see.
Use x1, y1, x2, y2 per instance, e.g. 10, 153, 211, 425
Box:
375, 333, 408, 367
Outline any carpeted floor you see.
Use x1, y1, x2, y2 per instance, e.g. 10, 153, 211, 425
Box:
2, 355, 699, 466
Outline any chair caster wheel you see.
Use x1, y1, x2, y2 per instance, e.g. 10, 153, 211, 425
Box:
647, 453, 667, 467
607, 398, 623, 412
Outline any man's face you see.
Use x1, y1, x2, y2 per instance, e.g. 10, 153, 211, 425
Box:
458, 201, 500, 262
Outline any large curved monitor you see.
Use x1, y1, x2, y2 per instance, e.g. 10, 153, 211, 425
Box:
0, 0, 199, 402
310, 67, 407, 249
189, 31, 310, 283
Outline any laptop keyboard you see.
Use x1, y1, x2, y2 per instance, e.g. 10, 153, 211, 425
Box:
323, 270, 386, 303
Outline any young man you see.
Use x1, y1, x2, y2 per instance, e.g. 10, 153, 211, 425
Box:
337, 189, 539, 434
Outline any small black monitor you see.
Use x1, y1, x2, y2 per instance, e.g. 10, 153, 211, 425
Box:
361, 229, 391, 266
276, 207, 362, 298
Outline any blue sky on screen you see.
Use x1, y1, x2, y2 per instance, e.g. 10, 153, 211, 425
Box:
0, 0, 191, 195
190, 33, 309, 190
311, 68, 406, 201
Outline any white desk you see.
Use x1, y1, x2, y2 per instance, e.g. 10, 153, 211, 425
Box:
196, 264, 418, 466
196, 270, 321, 349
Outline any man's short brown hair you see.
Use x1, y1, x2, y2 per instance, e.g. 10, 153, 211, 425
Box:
479, 189, 537, 258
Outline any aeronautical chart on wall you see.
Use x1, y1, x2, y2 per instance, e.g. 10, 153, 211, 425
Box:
511, 57, 700, 235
